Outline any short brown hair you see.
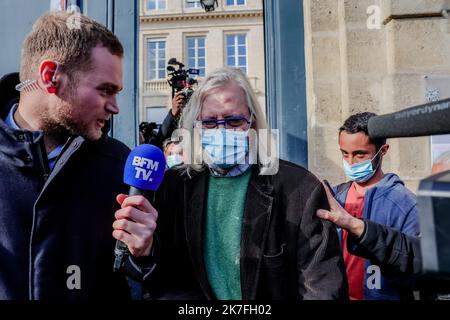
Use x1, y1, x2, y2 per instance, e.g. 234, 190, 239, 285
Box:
20, 11, 124, 82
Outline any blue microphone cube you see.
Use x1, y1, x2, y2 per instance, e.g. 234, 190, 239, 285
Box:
123, 144, 166, 191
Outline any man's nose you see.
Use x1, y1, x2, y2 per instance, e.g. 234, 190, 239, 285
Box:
106, 97, 119, 115
347, 156, 356, 165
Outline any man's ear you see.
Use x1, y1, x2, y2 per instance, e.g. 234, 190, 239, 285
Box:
40, 60, 59, 94
381, 144, 389, 156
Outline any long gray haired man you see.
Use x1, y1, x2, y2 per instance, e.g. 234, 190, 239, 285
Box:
149, 67, 348, 300
172, 67, 277, 176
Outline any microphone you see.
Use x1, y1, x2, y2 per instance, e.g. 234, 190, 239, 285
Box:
113, 144, 166, 272
368, 98, 450, 139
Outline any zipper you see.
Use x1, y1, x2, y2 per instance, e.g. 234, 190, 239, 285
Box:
35, 137, 49, 182
53, 136, 75, 168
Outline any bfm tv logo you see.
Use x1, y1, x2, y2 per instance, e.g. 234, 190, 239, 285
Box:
132, 156, 160, 182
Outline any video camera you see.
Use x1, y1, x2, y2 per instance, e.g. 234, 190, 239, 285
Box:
139, 121, 159, 145
368, 98, 450, 279
166, 58, 199, 101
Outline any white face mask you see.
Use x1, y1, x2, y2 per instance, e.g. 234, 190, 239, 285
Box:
201, 128, 249, 169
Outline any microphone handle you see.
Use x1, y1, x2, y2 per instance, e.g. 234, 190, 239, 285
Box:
113, 186, 145, 272
128, 186, 145, 197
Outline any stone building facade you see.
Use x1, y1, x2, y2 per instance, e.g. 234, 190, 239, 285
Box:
139, 0, 265, 125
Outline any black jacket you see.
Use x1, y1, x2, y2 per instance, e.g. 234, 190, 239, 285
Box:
348, 220, 422, 276
348, 220, 450, 299
149, 161, 348, 300
0, 78, 142, 299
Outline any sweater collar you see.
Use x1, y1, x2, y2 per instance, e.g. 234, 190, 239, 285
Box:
207, 163, 251, 177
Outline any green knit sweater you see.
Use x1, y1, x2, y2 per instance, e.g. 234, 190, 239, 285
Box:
204, 169, 252, 300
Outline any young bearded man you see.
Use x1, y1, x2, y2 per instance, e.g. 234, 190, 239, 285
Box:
0, 12, 157, 300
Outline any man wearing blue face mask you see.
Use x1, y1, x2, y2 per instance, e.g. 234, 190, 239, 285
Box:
146, 67, 348, 300
334, 112, 419, 300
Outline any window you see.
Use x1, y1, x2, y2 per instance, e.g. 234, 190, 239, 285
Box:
50, 0, 66, 11
147, 0, 166, 11
226, 0, 245, 6
146, 107, 168, 125
226, 34, 247, 73
185, 0, 201, 8
147, 39, 166, 80
51, 0, 81, 11
186, 36, 206, 77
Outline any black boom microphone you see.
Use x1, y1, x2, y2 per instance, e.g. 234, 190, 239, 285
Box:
368, 98, 450, 139
367, 97, 450, 279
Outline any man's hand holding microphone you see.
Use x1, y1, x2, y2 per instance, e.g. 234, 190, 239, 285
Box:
113, 194, 157, 257
112, 144, 165, 272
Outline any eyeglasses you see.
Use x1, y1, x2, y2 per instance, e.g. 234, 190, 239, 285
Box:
195, 115, 252, 129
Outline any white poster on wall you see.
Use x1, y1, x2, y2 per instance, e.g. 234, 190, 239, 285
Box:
425, 75, 450, 162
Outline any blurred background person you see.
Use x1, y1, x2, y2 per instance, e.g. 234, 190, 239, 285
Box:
139, 92, 186, 147
432, 150, 450, 175
163, 138, 184, 169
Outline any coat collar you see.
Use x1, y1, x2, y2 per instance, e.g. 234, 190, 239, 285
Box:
0, 113, 45, 169
183, 170, 212, 298
183, 165, 274, 300
240, 166, 274, 299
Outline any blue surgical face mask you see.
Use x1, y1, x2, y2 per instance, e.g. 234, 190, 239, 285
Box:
201, 128, 249, 170
166, 154, 183, 169
342, 147, 384, 183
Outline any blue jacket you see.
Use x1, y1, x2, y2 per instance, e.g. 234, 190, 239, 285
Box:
334, 173, 419, 300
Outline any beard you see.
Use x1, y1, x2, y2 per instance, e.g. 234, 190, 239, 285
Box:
41, 91, 103, 142
40, 113, 72, 143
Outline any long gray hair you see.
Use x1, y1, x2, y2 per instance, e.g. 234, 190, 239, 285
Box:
174, 67, 276, 176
